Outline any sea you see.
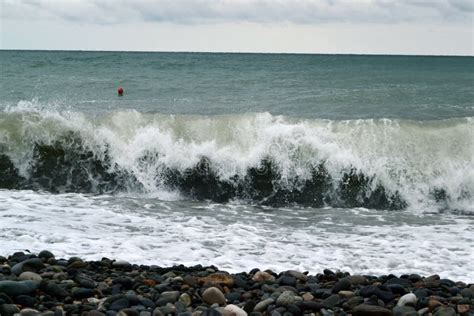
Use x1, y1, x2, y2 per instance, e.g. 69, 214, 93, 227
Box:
0, 50, 473, 281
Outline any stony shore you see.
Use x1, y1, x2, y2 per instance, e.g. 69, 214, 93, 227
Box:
0, 251, 472, 316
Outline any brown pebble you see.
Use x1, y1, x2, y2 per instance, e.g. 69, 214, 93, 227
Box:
142, 279, 156, 287
302, 293, 314, 301
457, 304, 470, 314
252, 271, 275, 282
428, 299, 443, 311
338, 290, 355, 298
198, 273, 234, 287
202, 286, 226, 306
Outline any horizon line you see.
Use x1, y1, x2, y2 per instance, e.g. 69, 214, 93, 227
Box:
1, 48, 472, 58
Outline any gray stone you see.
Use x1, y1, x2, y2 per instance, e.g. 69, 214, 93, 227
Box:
112, 260, 132, 269
224, 304, 247, 316
72, 287, 95, 299
433, 307, 457, 316
20, 309, 42, 316
109, 298, 130, 311
87, 311, 106, 316
278, 275, 296, 287
202, 287, 226, 306
397, 293, 417, 307
201, 309, 222, 316
352, 304, 391, 316
179, 293, 192, 307
175, 301, 187, 313
11, 258, 45, 275
160, 290, 180, 303
322, 294, 340, 309
76, 274, 97, 288
345, 275, 367, 285
393, 306, 418, 316
286, 271, 308, 282
332, 278, 351, 293
19, 271, 43, 281
276, 291, 295, 307
254, 298, 274, 312
152, 307, 164, 316
0, 280, 40, 296
320, 308, 334, 316
0, 304, 20, 316
15, 294, 36, 307
352, 304, 392, 316
38, 250, 55, 261
460, 288, 474, 299
385, 278, 412, 288
117, 308, 140, 316
45, 282, 69, 298
159, 303, 176, 315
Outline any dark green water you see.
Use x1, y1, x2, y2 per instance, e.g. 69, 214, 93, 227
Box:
1, 50, 473, 119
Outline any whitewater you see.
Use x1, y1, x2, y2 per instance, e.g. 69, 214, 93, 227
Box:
1, 51, 473, 282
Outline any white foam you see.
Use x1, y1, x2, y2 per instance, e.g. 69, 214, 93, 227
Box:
1, 190, 472, 281
2, 106, 473, 212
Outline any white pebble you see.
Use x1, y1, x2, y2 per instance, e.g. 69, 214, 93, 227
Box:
397, 293, 417, 306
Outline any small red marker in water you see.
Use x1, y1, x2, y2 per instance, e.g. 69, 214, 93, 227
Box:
117, 87, 124, 96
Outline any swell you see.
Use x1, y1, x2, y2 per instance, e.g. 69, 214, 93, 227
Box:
0, 107, 472, 212
0, 139, 404, 209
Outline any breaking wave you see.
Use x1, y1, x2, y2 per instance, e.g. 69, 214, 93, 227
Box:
1, 101, 473, 212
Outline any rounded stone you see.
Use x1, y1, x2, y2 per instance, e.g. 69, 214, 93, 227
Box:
286, 271, 308, 282
72, 287, 95, 299
252, 271, 275, 283
397, 293, 417, 307
117, 308, 139, 316
19, 271, 43, 281
159, 290, 180, 303
202, 287, 226, 306
15, 294, 36, 307
332, 278, 352, 293
0, 280, 40, 296
433, 307, 456, 316
276, 291, 296, 307
254, 298, 275, 312
179, 293, 192, 307
352, 304, 391, 316
19, 309, 42, 316
11, 258, 45, 275
224, 304, 248, 316
0, 304, 20, 316
338, 291, 355, 298
393, 306, 417, 316
302, 292, 314, 301
112, 260, 132, 269
199, 273, 234, 287
109, 298, 130, 311
278, 275, 296, 287
38, 250, 55, 261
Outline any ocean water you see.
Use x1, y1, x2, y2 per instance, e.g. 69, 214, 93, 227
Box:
0, 50, 473, 280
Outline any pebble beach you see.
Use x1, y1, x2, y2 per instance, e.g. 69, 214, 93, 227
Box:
0, 251, 473, 316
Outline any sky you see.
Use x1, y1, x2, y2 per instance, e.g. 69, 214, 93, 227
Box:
1, 0, 473, 55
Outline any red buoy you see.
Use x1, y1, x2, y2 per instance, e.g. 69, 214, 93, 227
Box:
117, 87, 124, 96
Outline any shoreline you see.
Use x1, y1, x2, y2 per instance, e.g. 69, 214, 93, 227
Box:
0, 251, 472, 316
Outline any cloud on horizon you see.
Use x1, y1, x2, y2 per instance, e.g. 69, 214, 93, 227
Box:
3, 0, 473, 26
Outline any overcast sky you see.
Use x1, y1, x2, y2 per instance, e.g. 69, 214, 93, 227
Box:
1, 0, 473, 55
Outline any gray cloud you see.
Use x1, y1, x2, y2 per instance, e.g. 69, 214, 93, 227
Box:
2, 0, 473, 25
